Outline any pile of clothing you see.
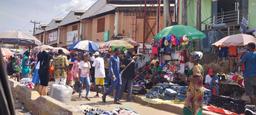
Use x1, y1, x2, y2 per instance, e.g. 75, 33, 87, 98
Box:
83, 106, 139, 115
145, 83, 176, 99
245, 105, 256, 115
20, 78, 34, 89
171, 85, 187, 101
132, 80, 147, 95
145, 83, 212, 104
113, 108, 139, 115
209, 95, 246, 114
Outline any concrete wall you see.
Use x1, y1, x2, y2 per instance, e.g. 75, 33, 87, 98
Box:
9, 79, 82, 115
248, 0, 256, 29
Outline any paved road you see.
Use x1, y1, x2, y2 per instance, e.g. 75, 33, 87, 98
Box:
69, 92, 177, 115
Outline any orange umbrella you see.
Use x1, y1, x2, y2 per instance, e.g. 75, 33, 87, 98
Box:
212, 34, 256, 47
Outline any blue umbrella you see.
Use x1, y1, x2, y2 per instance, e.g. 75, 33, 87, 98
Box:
67, 41, 79, 50
73, 40, 99, 52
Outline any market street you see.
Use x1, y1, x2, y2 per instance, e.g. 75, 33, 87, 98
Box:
1, 0, 256, 115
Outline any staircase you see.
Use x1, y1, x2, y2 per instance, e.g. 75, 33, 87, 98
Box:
200, 9, 242, 52
201, 9, 241, 36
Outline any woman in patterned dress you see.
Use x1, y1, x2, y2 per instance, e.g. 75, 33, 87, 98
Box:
184, 51, 204, 115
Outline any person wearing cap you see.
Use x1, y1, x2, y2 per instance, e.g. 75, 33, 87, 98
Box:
21, 50, 30, 78
184, 51, 204, 115
102, 48, 122, 104
92, 52, 106, 97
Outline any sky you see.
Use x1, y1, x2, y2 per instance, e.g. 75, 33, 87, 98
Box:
0, 0, 96, 34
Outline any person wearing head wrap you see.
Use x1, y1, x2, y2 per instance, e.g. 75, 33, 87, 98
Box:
184, 51, 204, 115
21, 50, 30, 78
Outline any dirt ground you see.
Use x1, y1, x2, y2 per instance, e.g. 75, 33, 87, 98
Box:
69, 91, 178, 115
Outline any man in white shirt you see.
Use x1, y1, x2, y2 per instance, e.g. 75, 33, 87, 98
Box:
92, 52, 105, 97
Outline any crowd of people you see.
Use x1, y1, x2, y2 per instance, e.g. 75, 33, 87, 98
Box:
3, 42, 256, 114
5, 48, 138, 104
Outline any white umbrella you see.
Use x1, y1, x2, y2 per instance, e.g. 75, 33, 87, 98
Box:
74, 40, 99, 51
105, 40, 134, 49
0, 31, 42, 46
53, 47, 70, 55
212, 34, 256, 47
31, 45, 54, 54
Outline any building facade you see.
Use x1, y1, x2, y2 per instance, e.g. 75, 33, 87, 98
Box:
34, 0, 175, 47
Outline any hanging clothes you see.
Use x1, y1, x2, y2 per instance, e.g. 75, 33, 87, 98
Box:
152, 46, 158, 55
228, 46, 238, 57
218, 47, 228, 58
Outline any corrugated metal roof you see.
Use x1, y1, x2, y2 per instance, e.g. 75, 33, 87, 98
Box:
34, 29, 44, 35
81, 0, 107, 19
107, 0, 175, 4
93, 4, 116, 16
59, 11, 81, 26
45, 19, 62, 31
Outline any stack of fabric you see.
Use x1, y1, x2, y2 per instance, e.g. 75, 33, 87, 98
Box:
173, 85, 187, 101
245, 105, 256, 115
145, 83, 212, 103
82, 106, 139, 115
203, 88, 212, 104
145, 83, 179, 100
132, 80, 147, 95
113, 108, 139, 115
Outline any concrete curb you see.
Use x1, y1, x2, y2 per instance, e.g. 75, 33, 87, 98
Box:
9, 79, 83, 115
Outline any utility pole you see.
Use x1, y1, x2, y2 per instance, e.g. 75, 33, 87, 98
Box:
163, 0, 170, 27
30, 20, 40, 35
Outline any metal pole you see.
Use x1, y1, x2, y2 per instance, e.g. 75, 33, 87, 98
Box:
143, 0, 147, 52
196, 0, 201, 50
163, 0, 170, 27
114, 12, 119, 36
182, 0, 187, 25
156, 0, 161, 33
79, 18, 83, 40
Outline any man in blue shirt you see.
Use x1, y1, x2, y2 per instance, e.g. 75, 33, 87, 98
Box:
240, 42, 256, 105
102, 48, 122, 104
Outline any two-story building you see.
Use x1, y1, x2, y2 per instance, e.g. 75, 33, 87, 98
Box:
35, 0, 176, 47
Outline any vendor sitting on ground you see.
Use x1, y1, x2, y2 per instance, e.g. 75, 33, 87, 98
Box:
205, 68, 219, 96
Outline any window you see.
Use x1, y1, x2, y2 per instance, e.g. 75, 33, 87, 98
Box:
72, 25, 78, 31
97, 18, 105, 33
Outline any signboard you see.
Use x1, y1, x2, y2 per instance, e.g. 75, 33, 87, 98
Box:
67, 30, 78, 45
103, 31, 109, 42
48, 31, 58, 43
